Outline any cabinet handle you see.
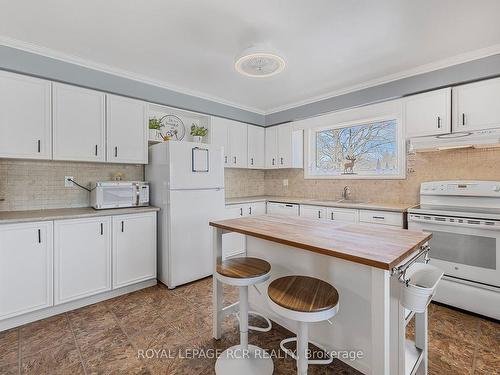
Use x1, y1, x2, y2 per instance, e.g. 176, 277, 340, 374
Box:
121, 221, 124, 232
249, 206, 252, 215
37, 140, 41, 153
224, 156, 228, 163
115, 146, 118, 157
233, 156, 237, 164
280, 157, 283, 165
95, 145, 98, 156
37, 229, 41, 243
331, 212, 334, 220
250, 158, 254, 165
437, 116, 441, 129
462, 113, 466, 126
100, 223, 103, 235
318, 211, 321, 219
373, 216, 385, 220
272, 158, 275, 166
240, 207, 243, 216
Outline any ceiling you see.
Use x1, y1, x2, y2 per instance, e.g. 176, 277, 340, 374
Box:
1, 0, 500, 114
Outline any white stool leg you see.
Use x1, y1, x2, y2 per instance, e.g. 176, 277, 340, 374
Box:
239, 286, 249, 351
297, 321, 308, 375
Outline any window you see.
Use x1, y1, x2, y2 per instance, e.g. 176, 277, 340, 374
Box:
305, 117, 405, 179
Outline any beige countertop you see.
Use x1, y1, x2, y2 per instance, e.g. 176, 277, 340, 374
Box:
225, 195, 415, 213
0, 206, 160, 225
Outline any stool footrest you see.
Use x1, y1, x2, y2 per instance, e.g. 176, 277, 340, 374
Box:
279, 337, 334, 365
235, 310, 272, 332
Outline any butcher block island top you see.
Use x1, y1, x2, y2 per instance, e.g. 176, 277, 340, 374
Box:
209, 215, 431, 270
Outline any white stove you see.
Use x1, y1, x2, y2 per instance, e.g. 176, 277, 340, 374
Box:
408, 181, 500, 319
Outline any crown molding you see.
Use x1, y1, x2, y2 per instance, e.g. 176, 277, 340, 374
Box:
0, 35, 266, 116
264, 43, 500, 114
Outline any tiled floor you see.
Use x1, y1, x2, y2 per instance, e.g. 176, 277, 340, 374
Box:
0, 277, 498, 374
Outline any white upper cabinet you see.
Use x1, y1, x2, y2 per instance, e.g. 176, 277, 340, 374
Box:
265, 126, 279, 168
0, 71, 52, 160
0, 221, 53, 320
106, 94, 148, 164
404, 88, 451, 138
53, 83, 106, 162
247, 125, 265, 168
211, 116, 248, 168
266, 124, 303, 169
452, 77, 500, 132
54, 217, 111, 305
228, 120, 248, 167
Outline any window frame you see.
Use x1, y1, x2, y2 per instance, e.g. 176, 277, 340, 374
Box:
304, 114, 406, 180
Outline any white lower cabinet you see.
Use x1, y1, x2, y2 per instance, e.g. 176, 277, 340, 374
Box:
112, 212, 157, 288
0, 222, 53, 320
300, 205, 328, 220
327, 207, 359, 223
223, 202, 266, 259
54, 217, 111, 305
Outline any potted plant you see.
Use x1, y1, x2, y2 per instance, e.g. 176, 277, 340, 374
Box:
149, 117, 163, 141
190, 124, 208, 143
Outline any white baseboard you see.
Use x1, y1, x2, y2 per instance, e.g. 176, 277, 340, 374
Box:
0, 279, 157, 332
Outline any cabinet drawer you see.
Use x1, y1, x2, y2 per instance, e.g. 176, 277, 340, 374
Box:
327, 207, 358, 223
359, 210, 402, 227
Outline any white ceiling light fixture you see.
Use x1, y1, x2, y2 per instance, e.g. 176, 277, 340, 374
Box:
235, 44, 286, 78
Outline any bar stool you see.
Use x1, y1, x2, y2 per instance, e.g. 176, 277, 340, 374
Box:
215, 257, 274, 375
267, 275, 339, 375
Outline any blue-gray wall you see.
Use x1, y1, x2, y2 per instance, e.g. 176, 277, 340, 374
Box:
0, 45, 266, 126
2, 44, 500, 127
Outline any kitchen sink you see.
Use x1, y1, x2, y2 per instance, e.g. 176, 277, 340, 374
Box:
335, 199, 366, 204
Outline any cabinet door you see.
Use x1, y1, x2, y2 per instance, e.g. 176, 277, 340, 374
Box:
211, 117, 230, 166
248, 202, 266, 216
113, 213, 156, 288
228, 121, 248, 168
248, 125, 265, 168
453, 77, 500, 131
223, 205, 246, 259
405, 88, 451, 138
0, 71, 52, 159
107, 94, 148, 164
54, 217, 111, 305
277, 124, 293, 168
327, 208, 358, 223
0, 222, 53, 320
300, 205, 327, 220
265, 127, 278, 168
53, 83, 106, 162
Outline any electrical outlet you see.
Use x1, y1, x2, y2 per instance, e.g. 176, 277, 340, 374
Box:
282, 179, 289, 187
65, 176, 74, 187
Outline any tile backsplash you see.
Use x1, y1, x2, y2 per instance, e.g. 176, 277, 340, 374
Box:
0, 160, 144, 211
263, 147, 500, 204
224, 168, 265, 198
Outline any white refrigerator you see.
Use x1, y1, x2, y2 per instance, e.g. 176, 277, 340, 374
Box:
146, 141, 225, 289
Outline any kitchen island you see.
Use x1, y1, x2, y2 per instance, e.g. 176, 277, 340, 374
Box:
210, 215, 432, 375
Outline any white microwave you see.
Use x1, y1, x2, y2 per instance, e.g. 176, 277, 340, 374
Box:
90, 181, 149, 209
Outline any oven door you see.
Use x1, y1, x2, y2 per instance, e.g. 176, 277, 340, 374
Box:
408, 214, 500, 288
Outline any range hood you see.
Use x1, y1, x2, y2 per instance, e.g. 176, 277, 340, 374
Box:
409, 128, 500, 152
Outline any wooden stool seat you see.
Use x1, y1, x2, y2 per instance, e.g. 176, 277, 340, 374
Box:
217, 257, 271, 279
268, 275, 339, 313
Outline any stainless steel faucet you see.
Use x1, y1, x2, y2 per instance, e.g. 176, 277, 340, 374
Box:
342, 186, 351, 200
